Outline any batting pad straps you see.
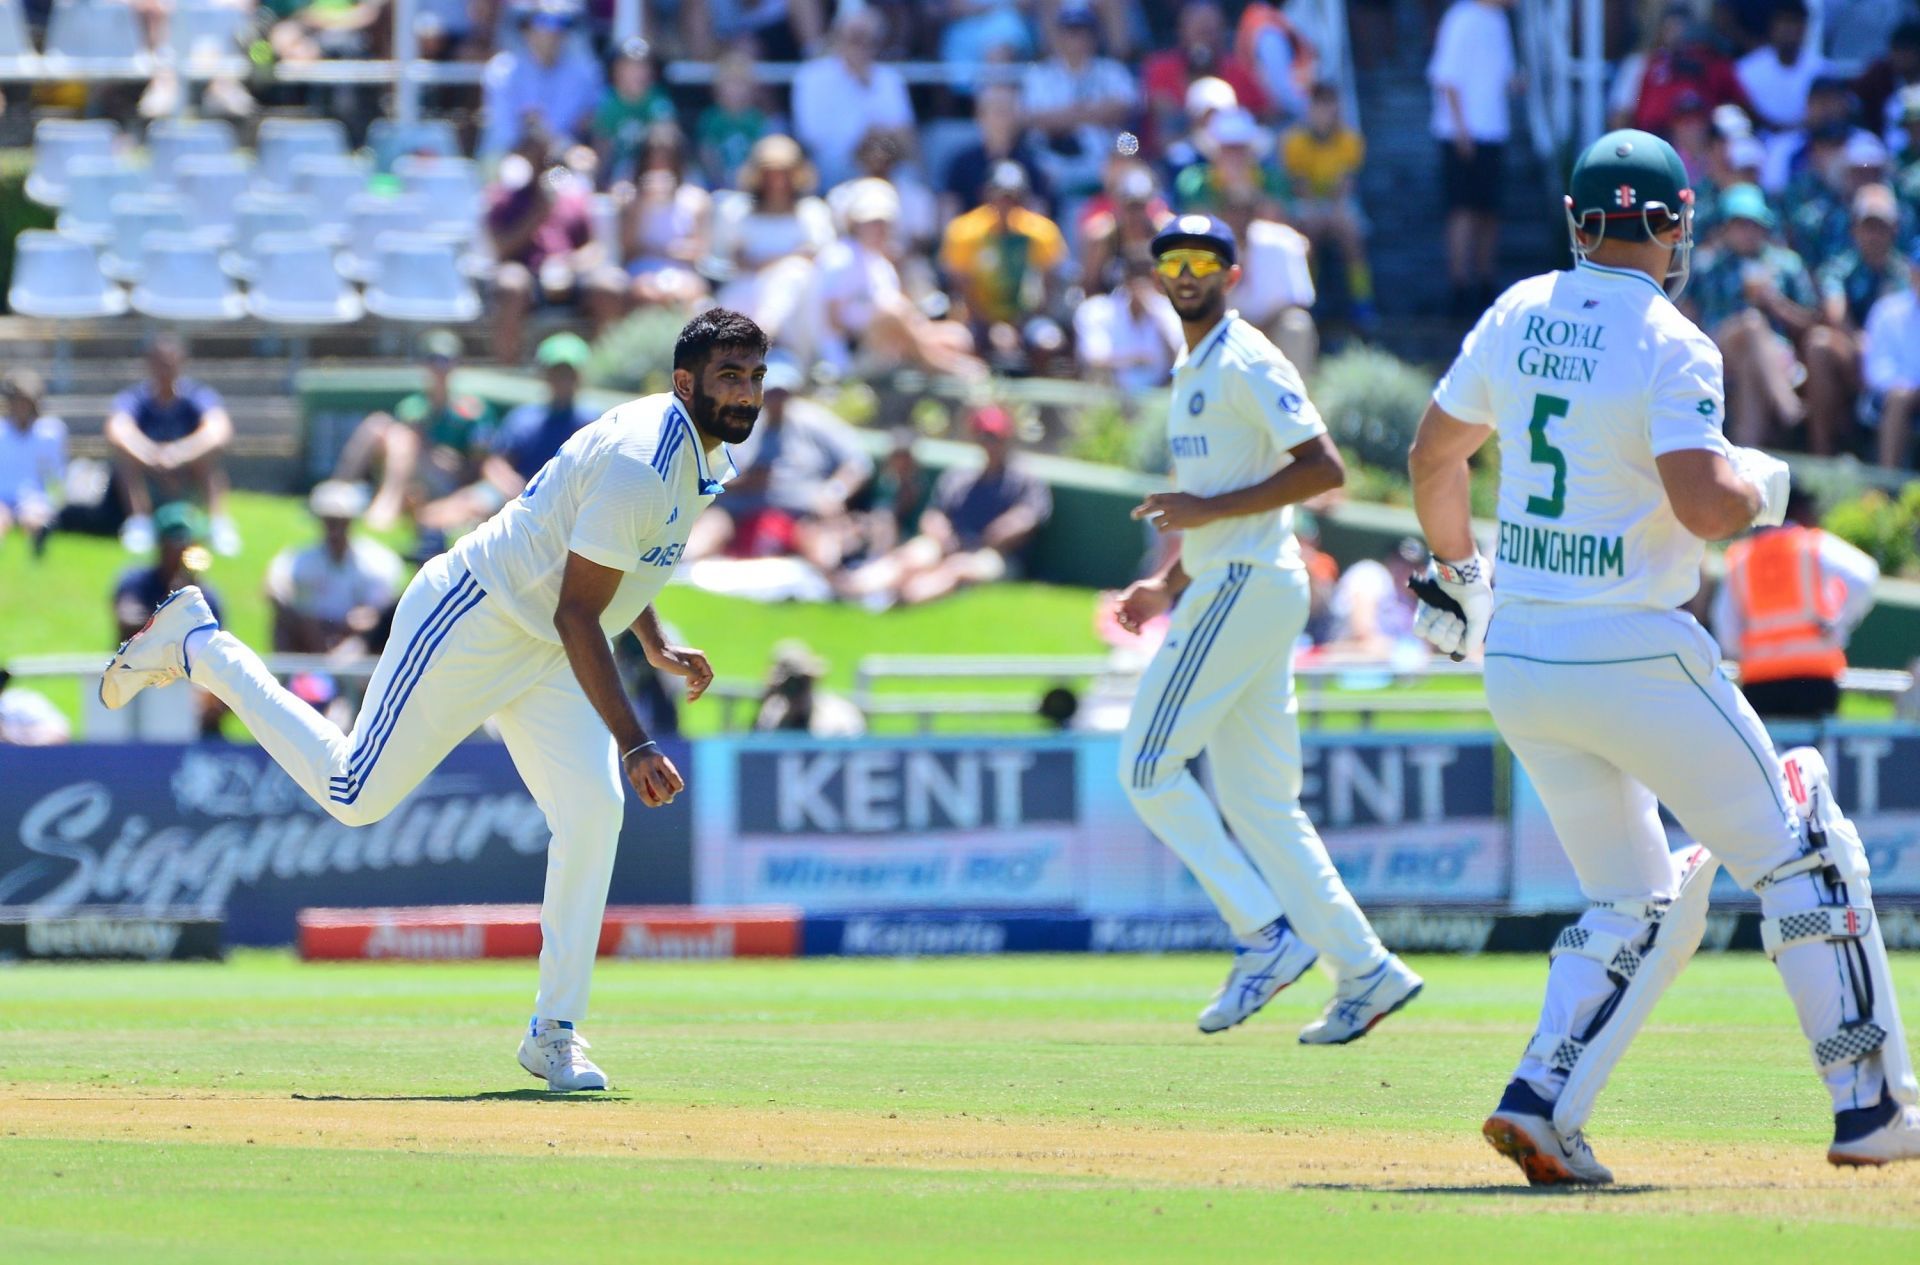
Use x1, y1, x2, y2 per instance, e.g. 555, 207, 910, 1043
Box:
1815, 1020, 1889, 1073
1526, 1030, 1586, 1074
1550, 925, 1645, 982
1760, 904, 1874, 959
1752, 849, 1832, 892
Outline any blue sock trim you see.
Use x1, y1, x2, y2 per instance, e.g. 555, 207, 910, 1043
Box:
1833, 1089, 1899, 1144
181, 621, 217, 676
1496, 1078, 1557, 1119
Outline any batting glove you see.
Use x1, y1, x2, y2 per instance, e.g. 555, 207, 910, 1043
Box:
1408, 553, 1493, 662
1731, 445, 1791, 529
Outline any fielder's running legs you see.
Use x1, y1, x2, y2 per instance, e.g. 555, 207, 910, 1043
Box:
1482, 603, 1920, 1182
1120, 563, 1421, 1039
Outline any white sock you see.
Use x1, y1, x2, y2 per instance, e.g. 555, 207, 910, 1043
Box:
182, 625, 215, 675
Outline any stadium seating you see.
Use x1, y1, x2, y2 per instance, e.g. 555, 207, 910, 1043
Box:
0, 0, 41, 78
26, 118, 118, 208
223, 193, 314, 282
147, 117, 237, 192
56, 155, 142, 246
338, 193, 430, 284
165, 2, 249, 76
362, 233, 481, 323
101, 192, 191, 283
131, 231, 245, 321
291, 154, 372, 247
247, 233, 364, 326
366, 118, 461, 171
43, 0, 149, 73
255, 118, 350, 193
176, 152, 253, 246
9, 229, 129, 319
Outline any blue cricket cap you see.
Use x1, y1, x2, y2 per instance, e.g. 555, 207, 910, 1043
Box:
1150, 213, 1237, 267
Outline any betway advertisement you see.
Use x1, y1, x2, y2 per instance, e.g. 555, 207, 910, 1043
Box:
0, 741, 696, 945
692, 733, 1509, 912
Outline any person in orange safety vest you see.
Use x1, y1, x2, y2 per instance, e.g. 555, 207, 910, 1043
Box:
1712, 489, 1880, 720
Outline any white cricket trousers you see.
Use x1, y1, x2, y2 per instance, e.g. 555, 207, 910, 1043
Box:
1486, 601, 1882, 1112
189, 553, 626, 1023
1120, 562, 1388, 978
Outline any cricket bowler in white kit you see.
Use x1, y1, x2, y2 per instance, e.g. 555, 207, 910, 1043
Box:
99, 309, 774, 1092
1409, 130, 1920, 1182
1114, 214, 1423, 1042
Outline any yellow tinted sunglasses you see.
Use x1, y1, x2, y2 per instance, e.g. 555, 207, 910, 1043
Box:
1153, 249, 1228, 279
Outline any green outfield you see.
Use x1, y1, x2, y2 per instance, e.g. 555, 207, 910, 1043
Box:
2, 951, 1917, 1263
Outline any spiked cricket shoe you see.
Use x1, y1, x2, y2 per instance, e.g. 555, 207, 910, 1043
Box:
99, 586, 218, 709
518, 1023, 609, 1092
1197, 918, 1319, 1034
1483, 1111, 1614, 1186
1298, 954, 1423, 1045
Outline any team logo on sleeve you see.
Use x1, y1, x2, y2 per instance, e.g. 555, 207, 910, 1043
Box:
1615, 184, 1636, 208
1697, 399, 1716, 415
1278, 390, 1302, 413
1188, 392, 1205, 415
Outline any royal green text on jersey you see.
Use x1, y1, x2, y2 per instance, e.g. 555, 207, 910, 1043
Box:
1515, 315, 1607, 385
1498, 519, 1624, 578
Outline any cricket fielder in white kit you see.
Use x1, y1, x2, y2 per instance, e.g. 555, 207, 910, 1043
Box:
99, 309, 773, 1092
1114, 214, 1423, 1042
1409, 130, 1920, 1182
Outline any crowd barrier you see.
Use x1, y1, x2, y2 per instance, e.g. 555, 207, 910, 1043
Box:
3, 727, 1918, 952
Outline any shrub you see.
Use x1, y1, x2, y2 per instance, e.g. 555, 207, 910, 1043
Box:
1823, 483, 1920, 578
583, 308, 686, 395
1311, 346, 1436, 474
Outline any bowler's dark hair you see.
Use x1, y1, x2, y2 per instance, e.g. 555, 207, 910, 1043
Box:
673, 308, 769, 373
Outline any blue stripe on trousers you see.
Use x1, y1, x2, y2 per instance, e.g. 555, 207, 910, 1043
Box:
329, 582, 485, 805
1129, 563, 1245, 791
328, 573, 475, 788
1131, 563, 1250, 790
1128, 568, 1251, 787
328, 576, 484, 803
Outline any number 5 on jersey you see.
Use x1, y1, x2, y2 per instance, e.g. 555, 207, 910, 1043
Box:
1526, 393, 1569, 520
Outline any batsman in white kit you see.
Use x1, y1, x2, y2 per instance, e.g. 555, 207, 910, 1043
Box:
1114, 214, 1423, 1042
99, 309, 773, 1092
1408, 130, 1920, 1181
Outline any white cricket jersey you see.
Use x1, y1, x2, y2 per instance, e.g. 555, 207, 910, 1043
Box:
1164, 311, 1326, 576
1432, 260, 1730, 610
453, 392, 732, 642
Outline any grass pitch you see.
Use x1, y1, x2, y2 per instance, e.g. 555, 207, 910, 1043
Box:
3, 952, 1918, 1263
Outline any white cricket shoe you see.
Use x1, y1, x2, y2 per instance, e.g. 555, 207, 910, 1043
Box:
1483, 1110, 1614, 1186
1197, 918, 1318, 1034
517, 1022, 609, 1092
99, 586, 218, 709
1829, 1103, 1920, 1167
1298, 954, 1423, 1045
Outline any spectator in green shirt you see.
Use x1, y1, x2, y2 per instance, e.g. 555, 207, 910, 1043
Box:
1172, 107, 1287, 219
592, 37, 680, 186
697, 44, 772, 189
332, 331, 494, 532
1684, 183, 1819, 449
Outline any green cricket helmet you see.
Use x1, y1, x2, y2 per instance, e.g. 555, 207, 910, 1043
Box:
1565, 128, 1696, 299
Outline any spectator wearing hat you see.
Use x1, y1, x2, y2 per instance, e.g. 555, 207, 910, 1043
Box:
1686, 182, 1818, 448
1164, 74, 1239, 184
484, 135, 602, 365
0, 369, 65, 557
753, 639, 864, 736
686, 360, 872, 572
332, 332, 494, 533
792, 8, 915, 191
112, 502, 226, 737
1073, 255, 1183, 392
1806, 183, 1909, 455
1022, 4, 1140, 199
1787, 130, 1895, 272
104, 333, 240, 558
939, 162, 1070, 371
1282, 81, 1375, 327
1142, 2, 1269, 154
1862, 240, 1920, 468
591, 38, 680, 186
268, 481, 405, 657
711, 134, 837, 345
1077, 160, 1173, 293
1429, 0, 1518, 317
940, 82, 1055, 226
832, 130, 940, 255
1173, 106, 1285, 218
421, 333, 597, 531
696, 43, 775, 191
480, 1, 604, 158
1613, 3, 1750, 135
1214, 194, 1318, 377
807, 179, 983, 379
840, 405, 1052, 607
1736, 0, 1828, 131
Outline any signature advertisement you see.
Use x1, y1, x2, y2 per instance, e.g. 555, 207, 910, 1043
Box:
0, 741, 695, 944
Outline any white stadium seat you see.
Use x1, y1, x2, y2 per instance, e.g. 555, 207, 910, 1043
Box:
56, 155, 144, 246
291, 153, 371, 247
43, 0, 150, 72
255, 117, 349, 193
100, 192, 191, 283
132, 231, 245, 322
147, 117, 237, 191
175, 152, 253, 246
223, 192, 313, 282
9, 230, 130, 319
247, 233, 364, 326
393, 154, 482, 240
363, 232, 481, 324
338, 193, 430, 284
26, 118, 118, 208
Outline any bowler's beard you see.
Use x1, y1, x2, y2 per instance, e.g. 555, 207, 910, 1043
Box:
1169, 283, 1228, 326
690, 383, 758, 444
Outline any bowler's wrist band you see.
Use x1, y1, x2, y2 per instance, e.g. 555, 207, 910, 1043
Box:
621, 741, 659, 762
